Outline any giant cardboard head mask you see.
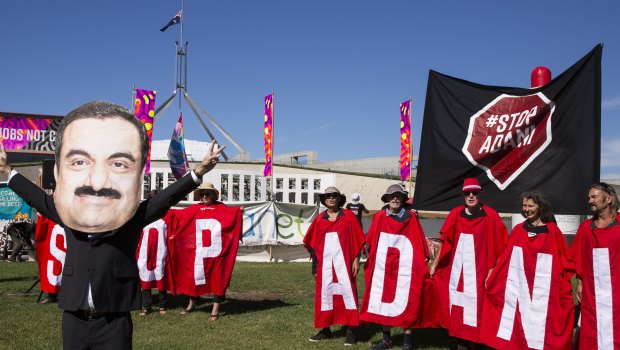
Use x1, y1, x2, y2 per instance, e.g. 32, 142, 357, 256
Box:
53, 101, 148, 233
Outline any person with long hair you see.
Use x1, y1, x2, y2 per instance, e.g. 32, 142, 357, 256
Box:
571, 182, 620, 349
481, 191, 574, 349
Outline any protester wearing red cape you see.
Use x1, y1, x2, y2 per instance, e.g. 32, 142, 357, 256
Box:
170, 182, 243, 321
136, 190, 171, 316
571, 182, 620, 349
361, 184, 430, 350
480, 192, 574, 350
35, 214, 64, 304
303, 186, 365, 346
429, 178, 508, 349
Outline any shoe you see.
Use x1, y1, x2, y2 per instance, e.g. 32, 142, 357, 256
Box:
401, 344, 412, 350
159, 307, 167, 315
38, 297, 56, 305
139, 309, 150, 316
208, 314, 219, 321
309, 330, 335, 342
344, 331, 356, 346
369, 340, 392, 350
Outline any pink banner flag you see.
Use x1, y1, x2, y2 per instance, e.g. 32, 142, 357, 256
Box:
400, 100, 412, 181
263, 94, 274, 177
134, 89, 157, 174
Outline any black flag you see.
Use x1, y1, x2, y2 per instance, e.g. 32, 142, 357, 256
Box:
414, 44, 602, 215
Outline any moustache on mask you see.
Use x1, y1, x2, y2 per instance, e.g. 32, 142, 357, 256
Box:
74, 186, 121, 199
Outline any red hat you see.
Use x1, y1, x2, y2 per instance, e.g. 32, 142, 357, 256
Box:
461, 178, 482, 192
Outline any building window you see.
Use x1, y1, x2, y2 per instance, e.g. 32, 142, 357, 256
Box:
254, 176, 262, 201
221, 174, 228, 201
288, 192, 296, 203
301, 192, 308, 204
266, 178, 272, 201
276, 178, 283, 190
275, 192, 283, 202
232, 174, 240, 201
291, 155, 308, 166
167, 173, 176, 186
142, 173, 151, 199
155, 173, 164, 191
301, 179, 308, 190
314, 179, 321, 190
313, 193, 320, 205
289, 178, 296, 190
244, 175, 251, 201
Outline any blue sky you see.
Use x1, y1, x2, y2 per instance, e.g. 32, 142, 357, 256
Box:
2, 1, 619, 176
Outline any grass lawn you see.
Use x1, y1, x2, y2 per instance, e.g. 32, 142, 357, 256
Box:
0, 261, 454, 350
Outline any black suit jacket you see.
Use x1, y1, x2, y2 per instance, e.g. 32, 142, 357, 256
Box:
9, 172, 198, 312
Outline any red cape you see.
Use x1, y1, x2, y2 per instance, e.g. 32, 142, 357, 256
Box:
168, 203, 243, 297
136, 217, 171, 291
35, 216, 65, 294
303, 209, 365, 328
570, 213, 620, 349
359, 210, 434, 328
434, 204, 508, 342
480, 221, 574, 349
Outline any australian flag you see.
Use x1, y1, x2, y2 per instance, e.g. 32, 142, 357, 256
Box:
168, 114, 190, 180
160, 10, 182, 32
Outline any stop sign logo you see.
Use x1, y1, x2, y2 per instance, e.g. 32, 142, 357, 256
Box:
462, 92, 555, 190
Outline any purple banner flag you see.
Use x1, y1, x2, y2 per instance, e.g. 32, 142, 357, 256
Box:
400, 100, 412, 181
134, 89, 156, 174
264, 94, 274, 177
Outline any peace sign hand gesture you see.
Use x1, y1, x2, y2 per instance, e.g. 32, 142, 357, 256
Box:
194, 141, 226, 177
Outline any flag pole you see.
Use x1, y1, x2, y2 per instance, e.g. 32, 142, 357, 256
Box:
131, 84, 136, 111
180, 0, 184, 52
176, 0, 185, 109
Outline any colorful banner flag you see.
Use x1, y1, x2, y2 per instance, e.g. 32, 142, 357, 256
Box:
263, 94, 274, 177
0, 112, 62, 154
414, 44, 602, 214
168, 114, 190, 180
160, 10, 182, 32
134, 89, 156, 174
400, 100, 412, 181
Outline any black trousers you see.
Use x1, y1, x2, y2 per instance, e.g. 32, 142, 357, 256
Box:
190, 294, 226, 303
62, 311, 133, 350
141, 289, 168, 309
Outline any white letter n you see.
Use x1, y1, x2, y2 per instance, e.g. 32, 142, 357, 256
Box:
497, 247, 551, 350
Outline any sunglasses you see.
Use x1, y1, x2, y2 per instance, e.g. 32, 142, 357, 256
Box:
463, 191, 480, 196
324, 193, 340, 199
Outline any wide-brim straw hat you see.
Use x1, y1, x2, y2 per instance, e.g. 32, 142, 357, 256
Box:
197, 182, 220, 200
